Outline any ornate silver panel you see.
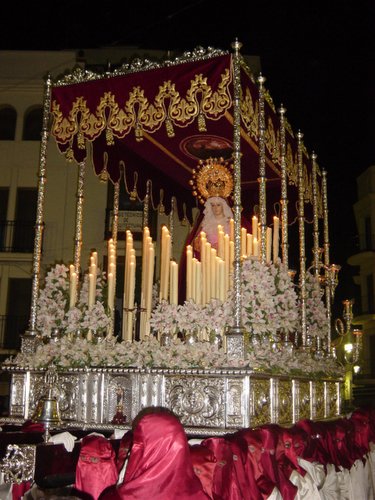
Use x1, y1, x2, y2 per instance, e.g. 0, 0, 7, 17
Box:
9, 373, 28, 417
312, 381, 325, 420
226, 376, 248, 429
165, 376, 225, 429
104, 374, 134, 424
249, 378, 271, 427
328, 381, 341, 418
2, 367, 343, 432
295, 380, 311, 422
277, 379, 293, 425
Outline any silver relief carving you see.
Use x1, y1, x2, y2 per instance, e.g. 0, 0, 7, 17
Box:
166, 376, 225, 428
0, 444, 36, 484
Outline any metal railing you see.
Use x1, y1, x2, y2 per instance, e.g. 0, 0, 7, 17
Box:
0, 220, 35, 253
0, 315, 28, 350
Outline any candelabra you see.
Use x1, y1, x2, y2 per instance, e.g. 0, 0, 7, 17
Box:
334, 299, 363, 411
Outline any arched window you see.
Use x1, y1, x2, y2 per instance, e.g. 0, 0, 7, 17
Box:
0, 106, 17, 140
22, 106, 43, 141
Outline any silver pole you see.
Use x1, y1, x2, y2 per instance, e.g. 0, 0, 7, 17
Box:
22, 74, 52, 353
226, 39, 244, 358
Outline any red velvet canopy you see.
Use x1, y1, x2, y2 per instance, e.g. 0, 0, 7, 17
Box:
50, 49, 321, 223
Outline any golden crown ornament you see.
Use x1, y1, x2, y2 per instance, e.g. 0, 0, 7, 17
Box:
189, 157, 234, 204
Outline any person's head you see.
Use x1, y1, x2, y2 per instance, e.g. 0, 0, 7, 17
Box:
131, 405, 178, 431
203, 196, 233, 221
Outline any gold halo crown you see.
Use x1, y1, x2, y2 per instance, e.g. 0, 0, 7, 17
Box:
189, 157, 234, 204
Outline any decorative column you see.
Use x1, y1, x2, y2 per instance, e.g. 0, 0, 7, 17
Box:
226, 39, 244, 358
142, 180, 151, 229
22, 74, 52, 353
297, 131, 307, 348
257, 74, 267, 264
112, 182, 120, 247
73, 161, 86, 278
322, 170, 332, 353
278, 105, 289, 267
108, 181, 120, 338
311, 153, 320, 275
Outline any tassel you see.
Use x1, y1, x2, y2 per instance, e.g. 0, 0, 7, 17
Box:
165, 118, 175, 138
77, 131, 85, 149
106, 127, 115, 146
197, 112, 207, 132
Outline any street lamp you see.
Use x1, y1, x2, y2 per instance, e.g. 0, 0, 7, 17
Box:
334, 299, 364, 412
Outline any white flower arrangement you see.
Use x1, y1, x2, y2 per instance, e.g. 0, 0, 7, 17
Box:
4, 335, 344, 378
304, 271, 328, 339
149, 300, 180, 334
226, 258, 299, 337
36, 263, 111, 338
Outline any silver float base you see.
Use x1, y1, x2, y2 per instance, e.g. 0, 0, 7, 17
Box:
3, 366, 342, 434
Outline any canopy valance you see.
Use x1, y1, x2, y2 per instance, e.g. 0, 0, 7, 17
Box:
50, 47, 321, 222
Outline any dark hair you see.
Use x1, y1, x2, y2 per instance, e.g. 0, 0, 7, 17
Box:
131, 406, 179, 431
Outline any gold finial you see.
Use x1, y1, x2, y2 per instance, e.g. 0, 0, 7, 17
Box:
257, 73, 266, 86
312, 152, 318, 161
278, 104, 287, 115
231, 38, 243, 54
297, 130, 304, 141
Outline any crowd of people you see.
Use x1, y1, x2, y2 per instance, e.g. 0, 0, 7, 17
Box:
60, 405, 375, 500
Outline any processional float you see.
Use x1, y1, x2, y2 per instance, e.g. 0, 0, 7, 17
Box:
2, 42, 345, 433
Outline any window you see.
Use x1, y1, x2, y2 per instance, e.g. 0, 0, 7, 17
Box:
367, 274, 374, 314
22, 106, 43, 141
0, 188, 9, 251
0, 106, 16, 140
12, 188, 37, 252
364, 216, 372, 250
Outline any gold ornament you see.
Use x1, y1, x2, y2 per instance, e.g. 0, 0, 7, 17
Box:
190, 157, 234, 204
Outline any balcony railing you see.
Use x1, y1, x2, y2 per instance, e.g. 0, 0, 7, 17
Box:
0, 220, 35, 253
0, 315, 28, 350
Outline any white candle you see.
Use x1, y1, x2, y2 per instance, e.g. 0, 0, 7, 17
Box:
195, 260, 202, 305
88, 273, 95, 308
266, 227, 272, 263
229, 218, 234, 241
217, 227, 224, 259
191, 258, 197, 303
107, 272, 114, 310
253, 237, 259, 257
211, 248, 217, 299
205, 241, 211, 302
252, 216, 258, 239
69, 271, 77, 309
224, 234, 230, 293
247, 233, 253, 256
186, 245, 193, 300
241, 227, 247, 257
273, 216, 280, 261
218, 259, 225, 301
145, 244, 155, 321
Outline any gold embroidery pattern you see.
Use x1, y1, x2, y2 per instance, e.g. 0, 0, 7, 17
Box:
51, 70, 232, 144
240, 87, 258, 139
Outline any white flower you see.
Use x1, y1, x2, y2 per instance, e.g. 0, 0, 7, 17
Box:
303, 272, 328, 339
35, 263, 111, 338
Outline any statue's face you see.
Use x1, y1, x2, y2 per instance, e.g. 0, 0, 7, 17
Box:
210, 201, 224, 217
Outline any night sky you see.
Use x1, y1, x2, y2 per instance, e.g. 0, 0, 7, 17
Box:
2, 0, 375, 317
